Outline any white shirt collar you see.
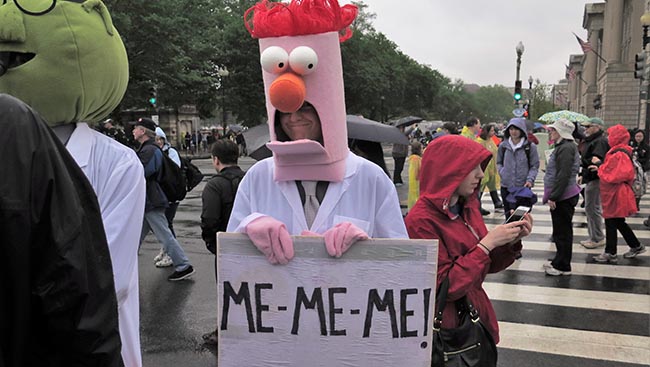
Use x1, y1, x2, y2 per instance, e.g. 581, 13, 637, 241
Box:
65, 122, 93, 168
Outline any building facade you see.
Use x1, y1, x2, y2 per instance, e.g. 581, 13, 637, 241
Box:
565, 0, 645, 128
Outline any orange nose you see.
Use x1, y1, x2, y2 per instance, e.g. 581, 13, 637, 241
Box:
269, 73, 306, 113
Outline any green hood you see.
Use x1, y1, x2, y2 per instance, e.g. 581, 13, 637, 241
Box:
0, 0, 128, 125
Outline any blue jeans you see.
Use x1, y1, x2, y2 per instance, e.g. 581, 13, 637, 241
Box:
141, 208, 190, 272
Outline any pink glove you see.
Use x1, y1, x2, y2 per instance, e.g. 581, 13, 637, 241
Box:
245, 216, 294, 265
323, 222, 369, 258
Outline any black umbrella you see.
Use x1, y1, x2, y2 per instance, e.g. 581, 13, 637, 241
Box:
244, 116, 410, 161
346, 115, 409, 145
393, 115, 424, 128
242, 124, 272, 161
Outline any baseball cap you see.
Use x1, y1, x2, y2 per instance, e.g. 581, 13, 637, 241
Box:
134, 117, 157, 131
580, 117, 604, 127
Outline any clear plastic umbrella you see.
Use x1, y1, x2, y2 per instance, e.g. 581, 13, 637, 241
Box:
538, 110, 589, 123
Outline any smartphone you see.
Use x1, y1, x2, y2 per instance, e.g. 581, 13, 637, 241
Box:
505, 206, 530, 224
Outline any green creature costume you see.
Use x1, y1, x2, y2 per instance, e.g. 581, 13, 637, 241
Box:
0, 0, 128, 127
0, 1, 139, 366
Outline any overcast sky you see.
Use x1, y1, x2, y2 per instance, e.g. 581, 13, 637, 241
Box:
346, 0, 600, 87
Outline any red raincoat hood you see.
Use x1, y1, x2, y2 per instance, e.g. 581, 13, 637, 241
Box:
607, 124, 631, 151
419, 135, 492, 213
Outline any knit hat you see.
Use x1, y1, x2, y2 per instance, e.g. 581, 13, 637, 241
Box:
546, 118, 575, 141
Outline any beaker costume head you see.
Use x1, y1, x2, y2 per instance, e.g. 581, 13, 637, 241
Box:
0, 0, 128, 125
245, 0, 357, 182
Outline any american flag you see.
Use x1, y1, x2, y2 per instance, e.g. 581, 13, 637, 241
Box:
573, 33, 593, 53
565, 65, 576, 81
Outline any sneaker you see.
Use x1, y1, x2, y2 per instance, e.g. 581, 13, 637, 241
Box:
545, 267, 571, 276
623, 245, 647, 259
153, 248, 165, 262
155, 254, 173, 268
593, 252, 618, 264
581, 239, 606, 249
494, 203, 504, 209
644, 219, 650, 228
542, 262, 553, 269
168, 265, 195, 281
480, 208, 491, 216
394, 182, 403, 187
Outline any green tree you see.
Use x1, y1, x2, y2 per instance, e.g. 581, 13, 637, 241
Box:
107, 0, 223, 115
472, 85, 516, 123
528, 79, 555, 121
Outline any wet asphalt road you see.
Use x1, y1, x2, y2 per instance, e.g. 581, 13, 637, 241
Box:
138, 149, 409, 366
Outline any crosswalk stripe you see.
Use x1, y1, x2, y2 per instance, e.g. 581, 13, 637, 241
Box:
483, 282, 650, 314
515, 240, 650, 257
497, 322, 650, 365
506, 258, 650, 280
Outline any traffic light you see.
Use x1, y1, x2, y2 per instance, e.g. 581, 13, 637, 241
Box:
514, 80, 522, 101
593, 94, 602, 110
635, 52, 647, 80
148, 86, 157, 108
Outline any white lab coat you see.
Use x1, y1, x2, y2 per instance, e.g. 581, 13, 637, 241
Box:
228, 152, 407, 238
67, 123, 145, 367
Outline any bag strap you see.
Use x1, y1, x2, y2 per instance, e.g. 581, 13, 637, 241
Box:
433, 248, 480, 331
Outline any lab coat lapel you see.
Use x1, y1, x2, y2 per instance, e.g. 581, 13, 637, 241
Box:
311, 153, 355, 231
277, 180, 309, 231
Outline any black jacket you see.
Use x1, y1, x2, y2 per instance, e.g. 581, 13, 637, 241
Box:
630, 139, 650, 171
580, 129, 609, 183
136, 138, 168, 211
0, 94, 122, 366
201, 166, 245, 253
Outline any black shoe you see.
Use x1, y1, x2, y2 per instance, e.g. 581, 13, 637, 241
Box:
202, 330, 218, 346
644, 219, 650, 228
580, 201, 585, 208
494, 203, 504, 209
480, 208, 491, 216
168, 265, 195, 281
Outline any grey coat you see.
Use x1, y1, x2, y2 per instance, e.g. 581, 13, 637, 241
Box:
496, 138, 540, 188
544, 139, 581, 202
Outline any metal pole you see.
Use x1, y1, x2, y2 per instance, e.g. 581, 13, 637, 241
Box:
222, 79, 227, 134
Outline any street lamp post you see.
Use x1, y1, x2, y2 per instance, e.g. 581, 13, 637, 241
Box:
528, 75, 534, 118
514, 42, 525, 109
380, 95, 385, 123
218, 66, 230, 135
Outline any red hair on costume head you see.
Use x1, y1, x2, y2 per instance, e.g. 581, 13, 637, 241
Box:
244, 0, 358, 42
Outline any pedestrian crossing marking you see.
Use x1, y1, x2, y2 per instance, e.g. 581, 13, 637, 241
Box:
498, 322, 650, 365
483, 283, 650, 314
505, 258, 649, 281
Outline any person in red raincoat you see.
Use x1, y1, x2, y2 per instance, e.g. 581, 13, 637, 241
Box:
405, 135, 533, 348
593, 124, 646, 263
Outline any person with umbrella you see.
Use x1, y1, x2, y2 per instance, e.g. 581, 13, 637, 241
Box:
228, 0, 407, 265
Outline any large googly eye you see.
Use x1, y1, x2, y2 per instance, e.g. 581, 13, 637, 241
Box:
289, 46, 318, 75
260, 46, 289, 74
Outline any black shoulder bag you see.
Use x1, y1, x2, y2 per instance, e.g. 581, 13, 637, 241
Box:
431, 265, 497, 366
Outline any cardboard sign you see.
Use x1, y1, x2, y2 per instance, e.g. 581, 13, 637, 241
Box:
217, 233, 438, 367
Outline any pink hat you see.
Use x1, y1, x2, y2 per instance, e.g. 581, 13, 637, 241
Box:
245, 0, 358, 182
